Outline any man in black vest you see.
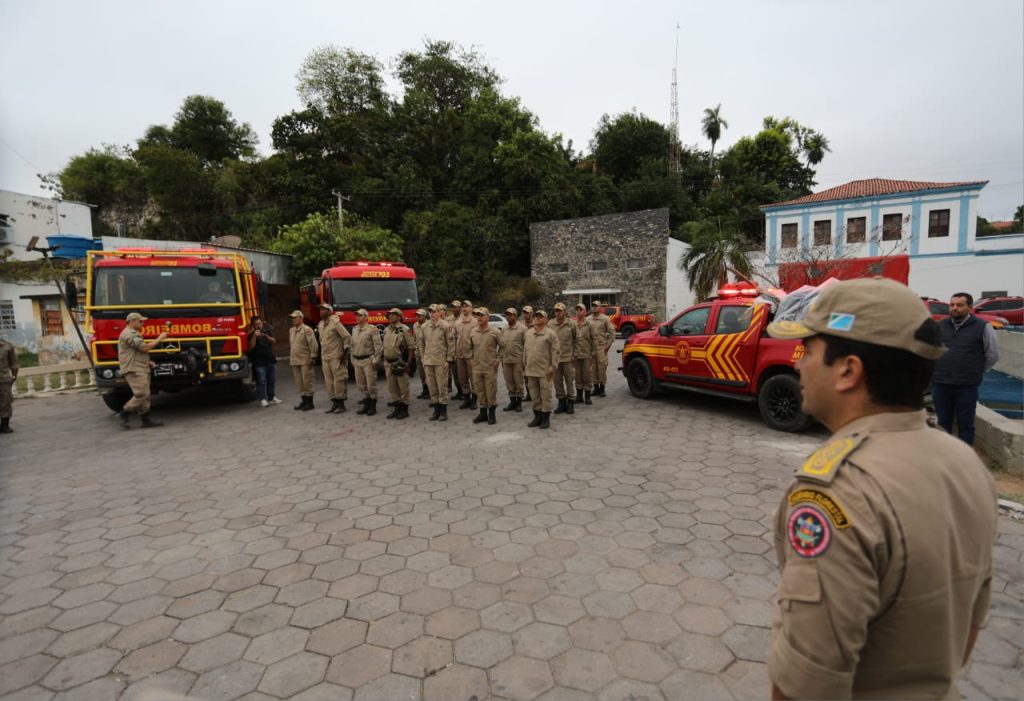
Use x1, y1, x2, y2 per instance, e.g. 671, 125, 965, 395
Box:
931, 292, 999, 445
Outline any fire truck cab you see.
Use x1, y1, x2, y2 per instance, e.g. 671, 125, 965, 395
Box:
302, 261, 420, 331
621, 282, 812, 432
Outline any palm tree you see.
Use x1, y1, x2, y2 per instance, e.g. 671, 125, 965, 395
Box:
701, 104, 728, 166
679, 220, 753, 301
803, 131, 831, 166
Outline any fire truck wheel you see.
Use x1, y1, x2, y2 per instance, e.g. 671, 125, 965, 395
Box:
102, 392, 130, 413
625, 357, 658, 399
619, 324, 636, 339
232, 380, 259, 403
758, 374, 812, 432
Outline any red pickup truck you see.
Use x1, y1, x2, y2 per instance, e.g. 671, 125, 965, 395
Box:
601, 306, 656, 338
620, 284, 811, 432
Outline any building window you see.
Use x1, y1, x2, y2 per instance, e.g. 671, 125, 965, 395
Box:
882, 213, 903, 241
549, 263, 569, 273
813, 220, 832, 246
41, 299, 64, 336
625, 258, 646, 270
781, 223, 798, 249
928, 209, 950, 238
585, 261, 608, 272
846, 217, 866, 243
0, 300, 14, 331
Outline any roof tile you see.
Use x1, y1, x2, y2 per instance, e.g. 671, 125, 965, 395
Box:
763, 178, 988, 208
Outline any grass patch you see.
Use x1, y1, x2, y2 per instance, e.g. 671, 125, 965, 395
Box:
16, 351, 39, 368
977, 447, 1024, 503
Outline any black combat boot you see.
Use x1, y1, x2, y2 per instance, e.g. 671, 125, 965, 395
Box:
386, 401, 401, 419
472, 408, 488, 424
365, 398, 377, 416
429, 404, 440, 421
539, 412, 551, 429
293, 398, 306, 410
487, 407, 496, 425
118, 410, 132, 429
584, 390, 592, 405
594, 384, 605, 397
459, 394, 473, 409
140, 413, 164, 428
502, 397, 516, 412
528, 410, 542, 428
0, 417, 12, 433
325, 399, 339, 414
576, 389, 584, 403
514, 397, 523, 413
566, 399, 575, 415
357, 398, 370, 415
395, 403, 409, 420
554, 398, 568, 414
438, 404, 448, 422
302, 396, 315, 411
418, 384, 430, 399
335, 399, 347, 413
470, 393, 478, 409
453, 389, 465, 401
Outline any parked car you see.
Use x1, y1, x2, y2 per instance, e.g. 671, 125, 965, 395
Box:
600, 306, 656, 338
488, 313, 509, 330
974, 296, 1024, 326
922, 298, 1008, 329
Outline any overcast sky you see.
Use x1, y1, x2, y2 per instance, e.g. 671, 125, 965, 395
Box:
2, 0, 1022, 219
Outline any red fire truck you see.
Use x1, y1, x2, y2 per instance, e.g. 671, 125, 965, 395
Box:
302, 261, 421, 330
81, 248, 265, 411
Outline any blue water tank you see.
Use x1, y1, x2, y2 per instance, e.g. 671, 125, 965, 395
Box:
46, 235, 101, 259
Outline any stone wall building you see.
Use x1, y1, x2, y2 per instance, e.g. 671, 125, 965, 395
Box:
530, 208, 675, 318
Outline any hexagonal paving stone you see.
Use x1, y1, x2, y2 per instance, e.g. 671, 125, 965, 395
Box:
325, 644, 391, 688
424, 663, 489, 701
172, 610, 236, 643
489, 655, 556, 701
347, 592, 400, 622
581, 591, 636, 620
291, 597, 349, 629
551, 648, 614, 693
393, 636, 452, 678
115, 639, 187, 679
401, 587, 452, 616
480, 601, 533, 632
454, 629, 514, 668
427, 565, 474, 590
567, 617, 627, 654
621, 610, 682, 644
352, 672, 420, 701
178, 632, 249, 673
190, 659, 263, 699
258, 651, 330, 697
673, 603, 734, 636
659, 669, 733, 700
232, 604, 292, 636
664, 632, 735, 673
41, 647, 121, 691
244, 626, 309, 665
610, 640, 676, 683
365, 611, 423, 649
532, 595, 587, 626
425, 606, 479, 640
328, 573, 379, 600
513, 622, 571, 660
306, 618, 367, 656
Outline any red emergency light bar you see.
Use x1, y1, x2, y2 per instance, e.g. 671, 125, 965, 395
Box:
335, 261, 402, 267
717, 282, 759, 297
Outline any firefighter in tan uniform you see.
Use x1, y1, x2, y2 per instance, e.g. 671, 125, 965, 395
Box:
317, 303, 351, 414
453, 300, 476, 410
521, 305, 535, 402
413, 308, 429, 399
523, 310, 559, 430
421, 304, 455, 421
383, 308, 412, 420
500, 308, 527, 413
765, 278, 997, 700
572, 303, 596, 406
588, 301, 616, 396
551, 302, 577, 415
1, 337, 20, 434
351, 309, 383, 416
289, 310, 318, 411
468, 307, 503, 426
117, 312, 169, 428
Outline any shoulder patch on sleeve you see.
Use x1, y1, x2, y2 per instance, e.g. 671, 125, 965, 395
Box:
787, 489, 851, 528
796, 434, 867, 484
787, 504, 832, 558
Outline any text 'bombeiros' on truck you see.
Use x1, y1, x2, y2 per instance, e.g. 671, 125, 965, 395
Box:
77, 247, 267, 411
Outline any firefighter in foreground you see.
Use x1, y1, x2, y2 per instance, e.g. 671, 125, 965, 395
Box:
289, 310, 318, 411
764, 278, 996, 700
572, 303, 596, 405
383, 308, 412, 420
421, 304, 455, 421
468, 307, 503, 425
117, 312, 169, 428
454, 300, 476, 409
351, 309, 383, 416
551, 302, 577, 414
500, 307, 527, 412
588, 301, 615, 396
317, 303, 351, 414
413, 308, 430, 399
523, 310, 559, 429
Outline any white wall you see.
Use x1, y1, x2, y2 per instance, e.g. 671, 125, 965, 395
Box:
909, 252, 1024, 300
0, 190, 93, 261
665, 238, 696, 319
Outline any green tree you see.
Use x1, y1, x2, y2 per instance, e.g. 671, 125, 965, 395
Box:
296, 46, 388, 115
139, 95, 257, 165
802, 131, 831, 166
1013, 204, 1024, 232
701, 104, 728, 165
271, 212, 403, 283
678, 220, 753, 301
589, 111, 671, 184
56, 145, 147, 235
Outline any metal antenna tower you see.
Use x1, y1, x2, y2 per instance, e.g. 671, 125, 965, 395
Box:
668, 23, 681, 174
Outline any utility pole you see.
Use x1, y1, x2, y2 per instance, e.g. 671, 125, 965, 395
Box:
669, 23, 681, 176
332, 190, 351, 235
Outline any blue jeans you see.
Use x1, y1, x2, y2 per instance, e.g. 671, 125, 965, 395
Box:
931, 383, 979, 445
253, 364, 277, 402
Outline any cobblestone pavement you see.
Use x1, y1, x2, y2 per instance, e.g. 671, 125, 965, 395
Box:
2, 345, 1022, 700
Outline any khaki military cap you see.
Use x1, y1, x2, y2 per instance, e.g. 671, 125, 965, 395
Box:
591, 301, 603, 307
522, 305, 534, 314
451, 300, 462, 308
766, 278, 944, 359
534, 310, 548, 319
554, 302, 567, 311
575, 303, 586, 310
416, 308, 428, 317
356, 308, 369, 317
463, 300, 472, 307
474, 307, 489, 316
388, 307, 402, 316
505, 307, 518, 316
289, 310, 304, 319
126, 312, 148, 322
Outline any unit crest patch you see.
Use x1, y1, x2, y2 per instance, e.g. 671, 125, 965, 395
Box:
788, 505, 832, 558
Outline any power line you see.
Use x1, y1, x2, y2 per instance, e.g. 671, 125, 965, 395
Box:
0, 136, 45, 174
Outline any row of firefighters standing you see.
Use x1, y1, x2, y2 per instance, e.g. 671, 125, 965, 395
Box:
288, 300, 617, 429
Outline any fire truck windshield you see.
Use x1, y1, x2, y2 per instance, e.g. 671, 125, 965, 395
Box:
330, 279, 418, 310
93, 266, 239, 316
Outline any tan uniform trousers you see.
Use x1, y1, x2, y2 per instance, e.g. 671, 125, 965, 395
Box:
425, 364, 449, 405
1, 382, 13, 419
502, 362, 524, 398
455, 357, 473, 395
527, 375, 554, 413
322, 357, 348, 400
573, 357, 594, 391
386, 365, 410, 404
354, 361, 377, 399
292, 364, 314, 397
122, 371, 152, 414
472, 371, 498, 408
594, 352, 609, 385
417, 358, 426, 384
553, 361, 575, 399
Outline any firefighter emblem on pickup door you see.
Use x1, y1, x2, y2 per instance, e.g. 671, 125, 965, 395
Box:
674, 341, 691, 364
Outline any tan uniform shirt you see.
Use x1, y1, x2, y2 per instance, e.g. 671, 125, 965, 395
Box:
0, 340, 18, 382
118, 326, 151, 374
469, 326, 502, 372
573, 319, 596, 359
453, 317, 475, 359
769, 410, 997, 700
523, 327, 559, 377
412, 321, 425, 359
551, 319, 577, 362
289, 324, 318, 365
351, 324, 382, 364
420, 320, 454, 365
317, 315, 351, 360
588, 313, 616, 352
499, 323, 527, 364
382, 324, 411, 362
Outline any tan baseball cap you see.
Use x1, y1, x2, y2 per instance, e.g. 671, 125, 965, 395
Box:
766, 278, 944, 359
451, 300, 462, 308
289, 310, 304, 319
416, 308, 427, 317
126, 312, 148, 322
356, 308, 369, 317
463, 299, 472, 308
388, 307, 402, 316
554, 302, 566, 311
534, 310, 548, 319
591, 301, 603, 307
575, 303, 586, 310
522, 305, 534, 314
474, 307, 489, 316
505, 307, 518, 316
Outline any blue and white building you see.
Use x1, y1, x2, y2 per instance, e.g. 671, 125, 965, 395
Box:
760, 178, 1023, 299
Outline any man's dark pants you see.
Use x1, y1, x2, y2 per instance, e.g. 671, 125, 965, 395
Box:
931, 383, 979, 445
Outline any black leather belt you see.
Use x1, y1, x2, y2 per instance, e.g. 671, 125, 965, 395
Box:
353, 354, 372, 360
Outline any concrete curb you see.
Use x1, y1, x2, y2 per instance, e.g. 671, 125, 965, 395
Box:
976, 404, 1024, 478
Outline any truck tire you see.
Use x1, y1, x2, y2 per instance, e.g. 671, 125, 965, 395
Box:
102, 392, 130, 413
758, 374, 812, 432
232, 380, 258, 403
625, 357, 658, 399
619, 323, 635, 339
